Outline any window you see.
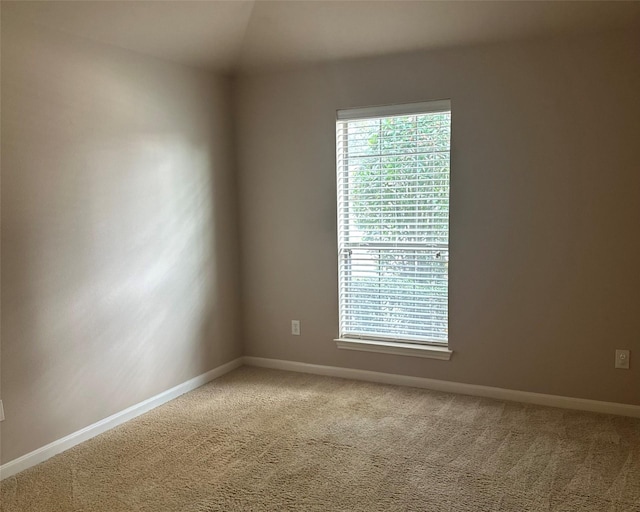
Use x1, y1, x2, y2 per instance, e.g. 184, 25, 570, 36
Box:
336, 100, 451, 357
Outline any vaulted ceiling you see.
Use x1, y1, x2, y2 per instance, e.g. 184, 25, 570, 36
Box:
4, 1, 640, 72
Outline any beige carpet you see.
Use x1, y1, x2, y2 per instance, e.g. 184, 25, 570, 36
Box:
1, 366, 639, 512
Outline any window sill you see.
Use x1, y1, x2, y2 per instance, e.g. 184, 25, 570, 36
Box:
334, 338, 452, 361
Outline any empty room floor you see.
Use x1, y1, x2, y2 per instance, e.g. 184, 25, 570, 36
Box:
1, 366, 639, 511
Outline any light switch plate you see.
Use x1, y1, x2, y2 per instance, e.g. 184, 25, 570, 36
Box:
0, 400, 5, 422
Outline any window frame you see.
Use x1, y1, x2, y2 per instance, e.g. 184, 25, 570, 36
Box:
334, 100, 453, 360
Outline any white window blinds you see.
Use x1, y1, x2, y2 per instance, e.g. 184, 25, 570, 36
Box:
336, 101, 451, 345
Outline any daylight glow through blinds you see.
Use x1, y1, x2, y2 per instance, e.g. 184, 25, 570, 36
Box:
336, 101, 451, 344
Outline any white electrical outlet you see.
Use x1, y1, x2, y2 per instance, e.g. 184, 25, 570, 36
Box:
615, 349, 630, 369
0, 400, 5, 422
291, 320, 301, 336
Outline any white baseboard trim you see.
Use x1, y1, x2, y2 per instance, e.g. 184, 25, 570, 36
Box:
242, 356, 640, 419
3, 355, 637, 480
0, 357, 243, 480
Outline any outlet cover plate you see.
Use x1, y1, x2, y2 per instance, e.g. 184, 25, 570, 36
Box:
615, 349, 630, 369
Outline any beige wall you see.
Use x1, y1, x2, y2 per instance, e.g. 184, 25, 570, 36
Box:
235, 30, 640, 406
1, 18, 240, 463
